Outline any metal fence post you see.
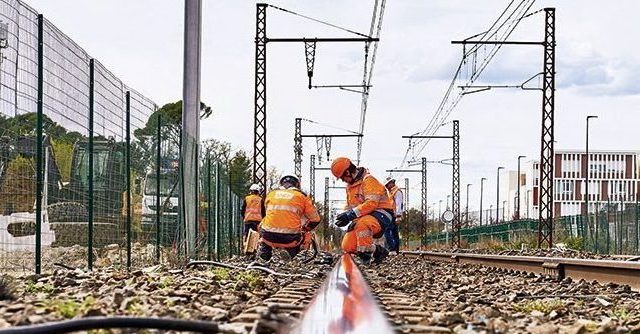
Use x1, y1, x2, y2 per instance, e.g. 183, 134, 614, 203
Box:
125, 91, 132, 269
215, 162, 221, 261
206, 152, 212, 260
155, 114, 161, 262
35, 14, 44, 275
635, 194, 640, 254
595, 202, 599, 254
227, 185, 232, 258
606, 198, 611, 254
87, 58, 95, 270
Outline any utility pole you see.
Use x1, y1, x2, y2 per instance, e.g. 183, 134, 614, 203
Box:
309, 154, 315, 199
180, 0, 202, 256
404, 178, 410, 210
324, 177, 330, 224
497, 166, 504, 223
294, 118, 302, 179
451, 8, 556, 248
466, 183, 472, 227
517, 155, 526, 220
386, 158, 427, 245
585, 115, 598, 239
480, 177, 486, 226
253, 4, 378, 191
402, 120, 459, 246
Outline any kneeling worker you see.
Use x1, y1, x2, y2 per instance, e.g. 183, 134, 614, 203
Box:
331, 157, 393, 264
258, 174, 321, 261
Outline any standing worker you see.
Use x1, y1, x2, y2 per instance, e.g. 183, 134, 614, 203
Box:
331, 157, 392, 264
241, 184, 265, 238
384, 177, 403, 253
257, 174, 321, 262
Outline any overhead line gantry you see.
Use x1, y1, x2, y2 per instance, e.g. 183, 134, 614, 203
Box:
253, 3, 378, 192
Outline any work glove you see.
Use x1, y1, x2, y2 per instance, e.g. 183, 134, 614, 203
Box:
335, 209, 357, 227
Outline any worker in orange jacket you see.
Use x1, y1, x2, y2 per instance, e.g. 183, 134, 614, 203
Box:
331, 157, 392, 264
258, 174, 321, 262
241, 183, 265, 237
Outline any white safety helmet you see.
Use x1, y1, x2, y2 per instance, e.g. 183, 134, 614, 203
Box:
249, 183, 261, 192
280, 174, 300, 188
385, 177, 396, 186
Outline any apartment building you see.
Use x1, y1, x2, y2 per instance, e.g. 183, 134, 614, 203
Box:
504, 150, 640, 219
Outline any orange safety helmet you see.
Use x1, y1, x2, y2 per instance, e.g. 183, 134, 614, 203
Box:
331, 157, 353, 179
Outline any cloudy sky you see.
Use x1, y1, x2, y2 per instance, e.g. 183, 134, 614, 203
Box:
27, 0, 640, 212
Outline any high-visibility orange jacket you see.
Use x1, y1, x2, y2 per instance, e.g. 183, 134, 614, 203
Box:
242, 194, 264, 222
388, 186, 404, 217
345, 169, 394, 218
261, 188, 321, 234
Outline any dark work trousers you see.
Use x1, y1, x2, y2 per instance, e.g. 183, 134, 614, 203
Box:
257, 229, 302, 261
384, 216, 400, 252
243, 221, 260, 237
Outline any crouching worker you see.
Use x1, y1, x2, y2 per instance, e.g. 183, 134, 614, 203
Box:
331, 157, 393, 264
257, 174, 321, 262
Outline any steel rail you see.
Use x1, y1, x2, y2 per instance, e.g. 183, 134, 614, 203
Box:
402, 251, 640, 290
293, 254, 394, 334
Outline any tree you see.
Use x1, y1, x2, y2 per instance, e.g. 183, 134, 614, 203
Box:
228, 150, 252, 196
132, 100, 212, 177
133, 100, 212, 148
265, 166, 282, 192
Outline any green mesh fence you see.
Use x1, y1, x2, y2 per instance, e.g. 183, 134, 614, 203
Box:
424, 204, 640, 255
0, 0, 246, 274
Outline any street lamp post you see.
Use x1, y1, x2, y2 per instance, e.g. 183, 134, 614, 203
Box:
446, 195, 451, 210
527, 189, 531, 219
490, 204, 494, 224
503, 200, 507, 221
585, 115, 598, 238
465, 183, 472, 227
517, 155, 526, 220
480, 178, 486, 226
497, 166, 504, 223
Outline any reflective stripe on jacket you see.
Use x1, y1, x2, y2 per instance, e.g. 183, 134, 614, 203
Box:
243, 194, 263, 222
345, 171, 395, 218
260, 188, 321, 234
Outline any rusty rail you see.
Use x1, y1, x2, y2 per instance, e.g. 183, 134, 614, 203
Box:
294, 254, 394, 334
402, 251, 640, 290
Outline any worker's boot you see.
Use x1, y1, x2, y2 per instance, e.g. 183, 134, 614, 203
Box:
372, 245, 389, 264
356, 252, 372, 265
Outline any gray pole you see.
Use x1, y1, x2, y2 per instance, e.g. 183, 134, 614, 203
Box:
585, 116, 597, 239
497, 167, 504, 223
180, 0, 202, 256
465, 183, 471, 227
517, 156, 526, 220
480, 178, 486, 226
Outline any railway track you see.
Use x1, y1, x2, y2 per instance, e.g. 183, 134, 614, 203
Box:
2, 251, 640, 333
402, 250, 640, 291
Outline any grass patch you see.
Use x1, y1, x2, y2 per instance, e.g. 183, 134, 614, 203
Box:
211, 268, 231, 281
513, 299, 564, 314
609, 307, 631, 321
563, 237, 584, 251
237, 271, 263, 289
44, 296, 95, 319
158, 276, 175, 289
23, 281, 54, 294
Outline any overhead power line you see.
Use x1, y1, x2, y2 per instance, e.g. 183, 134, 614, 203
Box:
395, 0, 538, 170
356, 0, 387, 163
268, 4, 372, 38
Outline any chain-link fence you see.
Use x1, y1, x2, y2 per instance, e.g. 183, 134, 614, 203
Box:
0, 0, 244, 275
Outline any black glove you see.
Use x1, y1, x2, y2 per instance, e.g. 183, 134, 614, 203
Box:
335, 209, 357, 227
